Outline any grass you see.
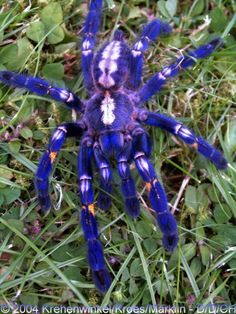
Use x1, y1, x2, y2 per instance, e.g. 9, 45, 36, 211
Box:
0, 0, 236, 309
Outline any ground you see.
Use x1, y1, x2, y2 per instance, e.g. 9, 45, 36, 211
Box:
0, 0, 236, 308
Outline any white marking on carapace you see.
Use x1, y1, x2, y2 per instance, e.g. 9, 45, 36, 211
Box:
98, 41, 121, 88
101, 92, 116, 125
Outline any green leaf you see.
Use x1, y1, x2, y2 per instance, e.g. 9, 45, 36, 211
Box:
42, 63, 64, 81
130, 258, 144, 277
0, 30, 3, 42
190, 257, 202, 277
136, 220, 152, 238
197, 185, 210, 210
55, 42, 76, 54
64, 267, 84, 281
33, 130, 46, 140
20, 294, 39, 306
143, 238, 157, 254
1, 187, 21, 205
127, 7, 142, 20
225, 119, 236, 155
0, 39, 31, 69
0, 36, 32, 70
16, 100, 34, 123
199, 245, 211, 266
214, 204, 232, 224
165, 0, 177, 17
20, 126, 33, 139
195, 222, 205, 242
41, 3, 64, 44
129, 277, 139, 295
41, 3, 63, 26
7, 219, 24, 232
0, 166, 13, 180
121, 267, 130, 282
47, 26, 65, 44
15, 38, 33, 70
0, 194, 4, 206
0, 43, 18, 66
209, 8, 228, 32
52, 244, 79, 262
182, 243, 196, 261
157, 0, 170, 18
185, 185, 198, 212
190, 0, 205, 16
26, 21, 46, 43
8, 140, 21, 153
154, 280, 169, 297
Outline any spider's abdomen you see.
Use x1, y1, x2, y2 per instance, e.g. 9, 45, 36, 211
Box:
85, 92, 134, 132
93, 40, 130, 90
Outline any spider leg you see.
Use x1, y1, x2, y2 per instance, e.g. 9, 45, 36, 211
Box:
0, 71, 83, 112
138, 110, 228, 170
139, 38, 222, 102
132, 131, 178, 251
129, 19, 171, 90
81, 0, 103, 93
35, 122, 84, 213
78, 141, 111, 292
117, 141, 140, 218
93, 143, 112, 211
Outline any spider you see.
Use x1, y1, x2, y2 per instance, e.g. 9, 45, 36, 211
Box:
0, 0, 228, 293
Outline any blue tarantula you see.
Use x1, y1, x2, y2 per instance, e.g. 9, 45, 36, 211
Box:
0, 0, 228, 292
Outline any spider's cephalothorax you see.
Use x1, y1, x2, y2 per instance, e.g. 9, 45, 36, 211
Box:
0, 0, 228, 293
94, 39, 130, 90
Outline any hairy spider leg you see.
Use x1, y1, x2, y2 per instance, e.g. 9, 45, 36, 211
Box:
129, 19, 172, 90
35, 123, 84, 213
93, 143, 113, 211
78, 142, 111, 292
139, 110, 228, 170
81, 0, 103, 92
139, 38, 222, 102
132, 132, 178, 251
0, 71, 83, 111
117, 141, 140, 218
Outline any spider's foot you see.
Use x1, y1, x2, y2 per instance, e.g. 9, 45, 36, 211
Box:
162, 233, 178, 251
35, 178, 51, 213
196, 137, 228, 170
190, 37, 223, 59
215, 156, 228, 170
156, 212, 178, 251
141, 19, 172, 42
125, 197, 140, 218
87, 239, 111, 292
208, 37, 223, 49
156, 212, 178, 235
97, 192, 112, 211
92, 269, 111, 293
38, 195, 51, 214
